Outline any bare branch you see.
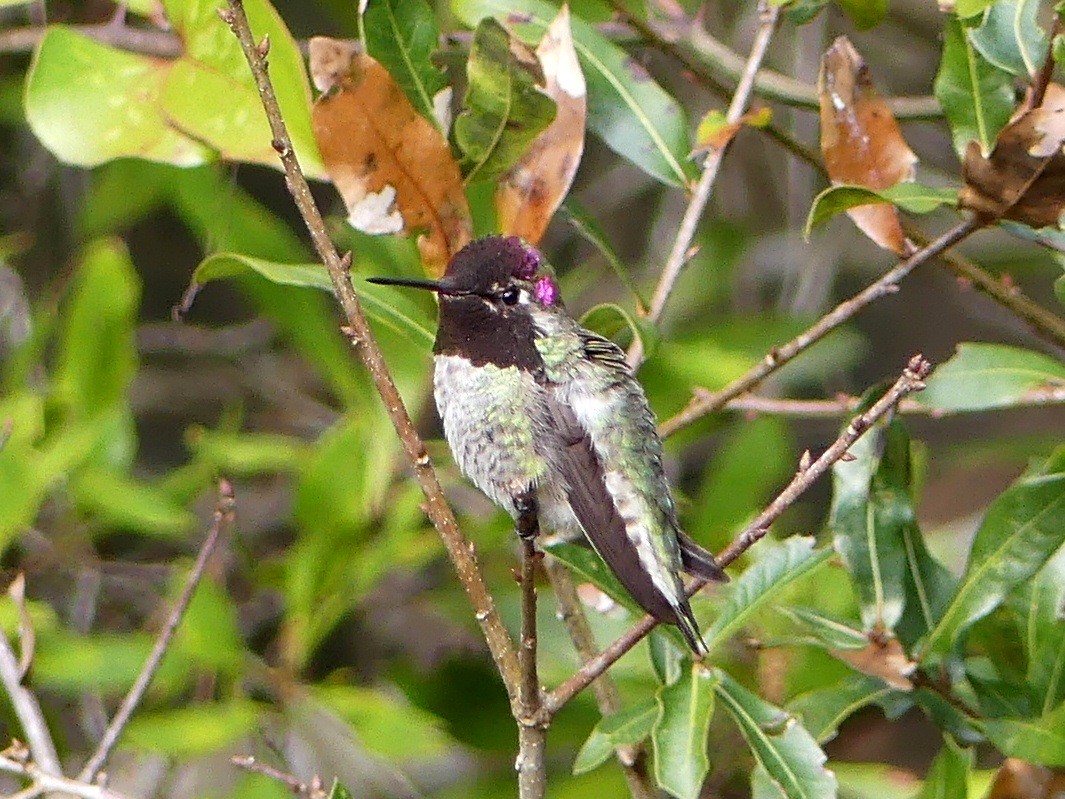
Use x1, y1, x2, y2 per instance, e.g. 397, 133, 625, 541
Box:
231, 755, 327, 799
516, 540, 546, 799
658, 219, 978, 437
219, 0, 522, 709
78, 479, 236, 783
0, 22, 182, 57
628, 1, 779, 368
0, 621, 60, 777
544, 355, 932, 714
543, 559, 655, 799
0, 747, 135, 799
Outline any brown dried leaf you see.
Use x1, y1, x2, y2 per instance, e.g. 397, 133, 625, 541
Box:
986, 759, 1065, 799
960, 84, 1065, 229
495, 6, 587, 245
310, 37, 472, 276
818, 36, 917, 256
832, 635, 915, 690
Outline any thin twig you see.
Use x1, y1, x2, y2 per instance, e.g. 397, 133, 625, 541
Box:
231, 755, 327, 798
719, 384, 1065, 418
658, 218, 979, 437
516, 540, 546, 799
544, 355, 932, 714
78, 479, 236, 783
0, 630, 61, 777
0, 22, 182, 56
543, 559, 655, 799
220, 0, 522, 710
628, 1, 779, 368
0, 748, 135, 799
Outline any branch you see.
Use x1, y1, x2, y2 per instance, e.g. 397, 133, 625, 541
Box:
0, 746, 135, 799
543, 355, 932, 714
657, 218, 979, 437
219, 0, 522, 710
628, 0, 780, 368
78, 479, 236, 783
231, 755, 327, 799
542, 560, 655, 799
0, 620, 61, 777
0, 22, 182, 57
516, 540, 546, 799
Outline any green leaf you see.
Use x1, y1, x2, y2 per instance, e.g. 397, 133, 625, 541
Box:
70, 467, 194, 537
915, 737, 973, 799
186, 428, 309, 475
805, 183, 959, 238
934, 17, 1016, 158
981, 702, 1065, 766
455, 18, 557, 183
54, 239, 139, 417
648, 629, 685, 686
34, 632, 186, 695
573, 699, 657, 775
560, 200, 648, 311
192, 253, 435, 348
968, 0, 1048, 78
921, 447, 1065, 658
327, 780, 356, 799
364, 0, 449, 128
124, 700, 261, 756
652, 663, 718, 799
314, 684, 455, 760
1012, 543, 1065, 714
452, 0, 696, 186
835, 0, 888, 30
173, 578, 245, 675
715, 670, 838, 799
546, 542, 643, 616
916, 343, 1065, 412
787, 674, 903, 744
702, 537, 832, 655
954, 0, 993, 17
778, 607, 868, 650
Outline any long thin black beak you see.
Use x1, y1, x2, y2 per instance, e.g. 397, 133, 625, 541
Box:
366, 276, 470, 296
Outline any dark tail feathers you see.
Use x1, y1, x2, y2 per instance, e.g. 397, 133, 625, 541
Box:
677, 532, 729, 583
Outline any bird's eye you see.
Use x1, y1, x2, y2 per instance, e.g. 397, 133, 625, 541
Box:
500, 286, 520, 305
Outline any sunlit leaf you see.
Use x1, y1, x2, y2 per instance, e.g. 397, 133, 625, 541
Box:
70, 467, 194, 537
186, 428, 309, 476
652, 662, 718, 799
452, 0, 696, 186
835, 0, 887, 30
916, 343, 1065, 412
934, 17, 1015, 159
310, 38, 472, 276
125, 700, 261, 756
921, 447, 1065, 659
455, 18, 557, 184
496, 5, 586, 244
716, 669, 838, 799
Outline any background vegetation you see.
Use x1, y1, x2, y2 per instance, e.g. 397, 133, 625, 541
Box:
0, 0, 1064, 797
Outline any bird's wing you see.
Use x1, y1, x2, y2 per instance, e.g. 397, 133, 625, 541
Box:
544, 390, 704, 649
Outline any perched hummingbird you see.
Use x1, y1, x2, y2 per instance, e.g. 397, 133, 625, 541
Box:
369, 235, 726, 655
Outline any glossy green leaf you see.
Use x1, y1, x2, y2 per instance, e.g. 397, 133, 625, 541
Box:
1012, 544, 1065, 714
652, 663, 718, 799
702, 537, 832, 655
778, 607, 868, 650
70, 467, 194, 537
124, 700, 261, 756
981, 702, 1065, 766
915, 737, 972, 799
573, 699, 657, 775
715, 670, 838, 799
787, 674, 902, 744
916, 343, 1065, 412
452, 0, 696, 186
968, 0, 1047, 78
835, 0, 887, 30
805, 183, 959, 238
192, 253, 435, 348
455, 18, 557, 183
314, 684, 455, 760
364, 0, 449, 128
934, 17, 1015, 158
921, 447, 1065, 658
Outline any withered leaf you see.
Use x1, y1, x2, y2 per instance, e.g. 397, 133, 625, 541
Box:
310, 37, 472, 277
832, 635, 915, 691
986, 759, 1065, 799
495, 5, 586, 245
819, 36, 917, 256
960, 83, 1065, 229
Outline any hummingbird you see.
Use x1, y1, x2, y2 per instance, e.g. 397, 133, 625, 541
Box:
368, 235, 726, 655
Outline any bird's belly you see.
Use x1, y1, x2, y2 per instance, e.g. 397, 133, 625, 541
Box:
434, 355, 550, 514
